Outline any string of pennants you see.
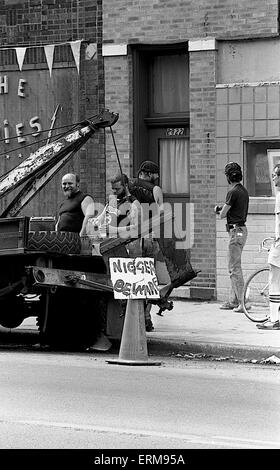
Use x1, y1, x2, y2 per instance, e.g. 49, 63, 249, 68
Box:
0, 40, 85, 76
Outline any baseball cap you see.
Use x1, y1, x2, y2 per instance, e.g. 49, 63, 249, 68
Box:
138, 160, 159, 174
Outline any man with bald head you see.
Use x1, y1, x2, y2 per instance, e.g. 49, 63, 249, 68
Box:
56, 173, 94, 236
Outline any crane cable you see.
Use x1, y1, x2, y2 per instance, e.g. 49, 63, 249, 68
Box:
109, 125, 132, 202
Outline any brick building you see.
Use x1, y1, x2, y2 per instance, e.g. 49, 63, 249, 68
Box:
1, 1, 280, 300
0, 0, 105, 218
102, 0, 280, 300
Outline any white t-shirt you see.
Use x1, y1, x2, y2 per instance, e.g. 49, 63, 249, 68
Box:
275, 190, 280, 212
268, 190, 280, 267
275, 190, 280, 239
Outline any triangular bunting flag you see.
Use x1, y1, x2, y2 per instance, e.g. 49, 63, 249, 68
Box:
70, 40, 82, 73
44, 44, 55, 77
15, 47, 26, 71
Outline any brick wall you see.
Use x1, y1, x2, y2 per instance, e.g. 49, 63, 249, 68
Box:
103, 48, 219, 296
0, 0, 106, 205
216, 85, 280, 200
102, 1, 279, 298
0, 0, 101, 45
103, 54, 132, 195
189, 49, 217, 293
216, 215, 274, 300
216, 84, 279, 300
103, 0, 279, 44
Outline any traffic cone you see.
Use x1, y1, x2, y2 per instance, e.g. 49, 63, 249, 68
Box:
107, 298, 161, 366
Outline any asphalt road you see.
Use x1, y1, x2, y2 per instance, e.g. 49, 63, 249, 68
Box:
0, 350, 279, 450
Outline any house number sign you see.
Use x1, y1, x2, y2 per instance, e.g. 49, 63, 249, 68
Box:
166, 128, 185, 136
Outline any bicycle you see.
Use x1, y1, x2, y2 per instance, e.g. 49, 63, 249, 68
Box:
241, 237, 275, 323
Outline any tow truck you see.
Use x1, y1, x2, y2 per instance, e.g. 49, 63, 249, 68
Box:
0, 109, 198, 350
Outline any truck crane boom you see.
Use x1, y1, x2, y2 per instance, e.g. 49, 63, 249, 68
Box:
0, 110, 119, 217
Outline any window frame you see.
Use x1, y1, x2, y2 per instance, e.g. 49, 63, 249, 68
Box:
131, 42, 189, 174
243, 137, 280, 198
243, 137, 280, 214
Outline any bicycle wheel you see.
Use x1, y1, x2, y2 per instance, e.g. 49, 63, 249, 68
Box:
241, 267, 270, 322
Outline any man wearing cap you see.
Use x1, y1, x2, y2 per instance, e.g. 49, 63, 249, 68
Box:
128, 161, 163, 331
215, 162, 249, 313
137, 160, 164, 209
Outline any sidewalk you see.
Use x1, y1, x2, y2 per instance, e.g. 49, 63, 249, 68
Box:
147, 299, 280, 361
1, 299, 280, 362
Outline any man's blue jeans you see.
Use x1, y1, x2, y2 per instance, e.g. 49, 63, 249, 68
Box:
228, 226, 248, 304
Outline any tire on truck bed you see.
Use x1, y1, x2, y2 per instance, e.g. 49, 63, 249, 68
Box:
27, 231, 81, 254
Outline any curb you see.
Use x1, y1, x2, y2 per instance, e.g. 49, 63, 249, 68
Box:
147, 338, 280, 361
1, 327, 280, 362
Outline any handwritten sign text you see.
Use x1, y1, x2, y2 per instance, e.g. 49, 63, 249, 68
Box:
109, 257, 160, 300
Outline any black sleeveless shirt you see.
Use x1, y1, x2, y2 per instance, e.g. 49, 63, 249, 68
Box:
128, 178, 155, 204
116, 194, 137, 227
57, 191, 88, 233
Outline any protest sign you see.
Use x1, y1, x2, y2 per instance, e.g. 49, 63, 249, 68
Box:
109, 257, 160, 299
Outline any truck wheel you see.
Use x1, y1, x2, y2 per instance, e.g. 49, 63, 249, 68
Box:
37, 290, 106, 350
27, 231, 81, 254
0, 294, 24, 328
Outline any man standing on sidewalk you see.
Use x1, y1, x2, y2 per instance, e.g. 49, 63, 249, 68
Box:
129, 161, 163, 331
85, 172, 143, 351
257, 164, 280, 330
215, 162, 249, 313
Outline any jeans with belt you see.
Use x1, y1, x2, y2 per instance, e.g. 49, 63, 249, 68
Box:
228, 225, 248, 304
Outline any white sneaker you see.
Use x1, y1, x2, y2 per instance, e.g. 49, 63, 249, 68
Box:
256, 320, 280, 330
220, 301, 238, 310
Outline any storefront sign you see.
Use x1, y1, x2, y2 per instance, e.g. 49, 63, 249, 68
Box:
0, 74, 42, 144
109, 257, 160, 299
0, 39, 83, 152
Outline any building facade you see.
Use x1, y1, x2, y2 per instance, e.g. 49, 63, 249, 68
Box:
1, 1, 280, 300
102, 0, 280, 299
0, 0, 105, 218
